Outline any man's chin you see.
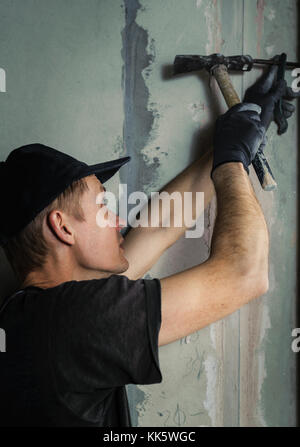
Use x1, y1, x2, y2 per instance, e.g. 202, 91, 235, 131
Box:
107, 256, 129, 275
118, 256, 129, 273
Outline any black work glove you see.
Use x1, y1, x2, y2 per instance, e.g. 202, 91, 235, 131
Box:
211, 102, 266, 179
243, 58, 300, 132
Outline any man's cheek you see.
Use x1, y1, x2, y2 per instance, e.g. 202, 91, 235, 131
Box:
107, 209, 118, 228
96, 207, 116, 228
96, 207, 108, 228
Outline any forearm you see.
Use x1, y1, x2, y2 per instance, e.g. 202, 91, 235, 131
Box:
121, 149, 215, 279
210, 162, 269, 283
159, 148, 214, 215
145, 148, 215, 247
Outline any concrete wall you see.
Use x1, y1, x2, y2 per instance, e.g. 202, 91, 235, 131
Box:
0, 0, 298, 427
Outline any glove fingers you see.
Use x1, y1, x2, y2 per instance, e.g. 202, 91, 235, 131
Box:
283, 85, 300, 100
282, 109, 293, 119
280, 102, 294, 119
269, 79, 287, 101
282, 100, 295, 112
250, 64, 279, 95
274, 112, 288, 134
281, 101, 295, 118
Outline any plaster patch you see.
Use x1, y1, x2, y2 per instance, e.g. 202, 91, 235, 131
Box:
204, 3, 214, 55
255, 0, 265, 57
122, 0, 160, 190
265, 45, 274, 56
136, 387, 154, 422
255, 303, 271, 426
203, 355, 218, 425
204, 1, 222, 54
268, 262, 276, 294
266, 8, 275, 21
209, 323, 217, 351
126, 384, 148, 426
259, 303, 271, 346
140, 101, 161, 163
257, 351, 267, 426
185, 335, 192, 344
187, 102, 206, 123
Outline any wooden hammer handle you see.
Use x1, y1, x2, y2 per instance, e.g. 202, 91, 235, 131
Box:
212, 64, 277, 191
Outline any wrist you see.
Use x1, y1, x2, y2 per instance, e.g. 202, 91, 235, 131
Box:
211, 161, 246, 184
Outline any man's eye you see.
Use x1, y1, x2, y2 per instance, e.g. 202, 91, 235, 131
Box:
102, 197, 108, 206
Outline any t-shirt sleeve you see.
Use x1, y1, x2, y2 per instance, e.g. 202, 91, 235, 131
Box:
50, 274, 163, 393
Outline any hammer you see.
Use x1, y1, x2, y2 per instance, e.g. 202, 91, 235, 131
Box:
173, 53, 300, 191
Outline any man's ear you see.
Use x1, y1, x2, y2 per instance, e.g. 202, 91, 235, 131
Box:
46, 209, 75, 246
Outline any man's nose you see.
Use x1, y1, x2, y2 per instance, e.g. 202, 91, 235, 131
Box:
116, 215, 127, 231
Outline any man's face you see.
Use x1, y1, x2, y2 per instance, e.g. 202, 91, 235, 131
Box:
72, 174, 129, 277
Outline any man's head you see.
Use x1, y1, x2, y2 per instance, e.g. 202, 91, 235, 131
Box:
69, 175, 128, 277
47, 173, 129, 280
3, 174, 129, 285
0, 143, 131, 286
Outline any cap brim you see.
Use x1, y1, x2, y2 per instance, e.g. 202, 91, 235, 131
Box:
84, 156, 131, 184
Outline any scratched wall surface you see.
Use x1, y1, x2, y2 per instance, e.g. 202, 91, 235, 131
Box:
0, 0, 298, 427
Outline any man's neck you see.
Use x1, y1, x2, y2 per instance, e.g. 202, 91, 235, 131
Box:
20, 268, 113, 290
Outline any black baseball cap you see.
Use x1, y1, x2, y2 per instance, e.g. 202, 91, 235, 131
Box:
0, 143, 131, 247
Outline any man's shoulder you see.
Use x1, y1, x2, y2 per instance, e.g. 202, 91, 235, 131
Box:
31, 274, 129, 299
53, 274, 150, 298
46, 274, 146, 315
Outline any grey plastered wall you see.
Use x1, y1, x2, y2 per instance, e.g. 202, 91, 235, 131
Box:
0, 0, 298, 427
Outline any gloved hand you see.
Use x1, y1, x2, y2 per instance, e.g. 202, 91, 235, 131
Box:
243, 57, 299, 132
211, 102, 266, 179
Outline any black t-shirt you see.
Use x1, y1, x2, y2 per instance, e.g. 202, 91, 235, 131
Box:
0, 274, 163, 426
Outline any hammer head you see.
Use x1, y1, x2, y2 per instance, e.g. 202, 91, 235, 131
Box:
173, 53, 253, 75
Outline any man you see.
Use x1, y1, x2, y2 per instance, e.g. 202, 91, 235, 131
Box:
0, 65, 297, 427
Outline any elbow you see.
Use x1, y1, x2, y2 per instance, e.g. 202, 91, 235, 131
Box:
208, 254, 269, 305
239, 268, 269, 301
255, 274, 269, 297
251, 258, 269, 298
233, 253, 269, 300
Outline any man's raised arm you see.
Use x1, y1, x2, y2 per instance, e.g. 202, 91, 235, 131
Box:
119, 148, 215, 280
158, 103, 269, 347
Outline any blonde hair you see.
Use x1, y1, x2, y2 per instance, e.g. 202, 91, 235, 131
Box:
3, 177, 89, 283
